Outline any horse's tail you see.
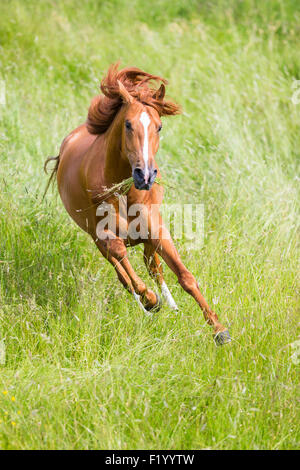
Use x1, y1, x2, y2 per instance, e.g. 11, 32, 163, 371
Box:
42, 155, 60, 200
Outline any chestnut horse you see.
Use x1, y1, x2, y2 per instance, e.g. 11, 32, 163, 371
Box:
45, 63, 230, 345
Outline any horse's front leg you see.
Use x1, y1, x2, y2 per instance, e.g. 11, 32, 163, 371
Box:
150, 221, 231, 345
95, 234, 161, 313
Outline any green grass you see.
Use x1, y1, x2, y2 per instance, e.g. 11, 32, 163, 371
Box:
0, 0, 299, 449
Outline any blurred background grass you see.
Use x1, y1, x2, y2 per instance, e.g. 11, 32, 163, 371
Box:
0, 0, 299, 449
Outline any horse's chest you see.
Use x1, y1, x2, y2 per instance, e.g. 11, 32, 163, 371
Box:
95, 196, 158, 244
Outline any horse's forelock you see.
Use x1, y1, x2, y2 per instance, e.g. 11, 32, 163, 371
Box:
86, 63, 181, 134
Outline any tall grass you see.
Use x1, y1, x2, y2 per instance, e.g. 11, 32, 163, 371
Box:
0, 0, 299, 449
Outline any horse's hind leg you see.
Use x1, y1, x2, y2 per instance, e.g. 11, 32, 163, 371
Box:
143, 244, 178, 311
95, 236, 160, 312
149, 223, 231, 345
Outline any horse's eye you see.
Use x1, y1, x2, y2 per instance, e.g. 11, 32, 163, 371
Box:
158, 124, 162, 132
125, 120, 132, 131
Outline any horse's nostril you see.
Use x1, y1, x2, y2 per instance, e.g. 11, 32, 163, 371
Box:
149, 168, 157, 182
133, 167, 157, 190
133, 168, 145, 182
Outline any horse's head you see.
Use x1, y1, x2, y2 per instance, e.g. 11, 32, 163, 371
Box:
87, 64, 181, 190
119, 82, 164, 190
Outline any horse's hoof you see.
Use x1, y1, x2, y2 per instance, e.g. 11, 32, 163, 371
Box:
214, 329, 231, 346
147, 292, 162, 312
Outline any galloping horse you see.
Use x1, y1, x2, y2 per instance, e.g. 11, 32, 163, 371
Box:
45, 63, 230, 345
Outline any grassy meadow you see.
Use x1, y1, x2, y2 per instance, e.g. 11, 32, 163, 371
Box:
0, 0, 299, 449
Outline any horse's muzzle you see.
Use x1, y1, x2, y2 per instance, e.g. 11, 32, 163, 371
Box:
132, 167, 157, 191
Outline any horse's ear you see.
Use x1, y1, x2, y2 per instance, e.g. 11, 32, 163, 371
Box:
117, 80, 133, 104
153, 83, 165, 101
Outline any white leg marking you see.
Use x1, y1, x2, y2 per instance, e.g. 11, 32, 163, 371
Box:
139, 111, 150, 181
161, 281, 178, 310
133, 292, 152, 316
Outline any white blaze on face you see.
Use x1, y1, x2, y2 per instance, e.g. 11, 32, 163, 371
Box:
139, 111, 151, 181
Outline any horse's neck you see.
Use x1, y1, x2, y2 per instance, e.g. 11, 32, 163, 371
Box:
104, 110, 131, 184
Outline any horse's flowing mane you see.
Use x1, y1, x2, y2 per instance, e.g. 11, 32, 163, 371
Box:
86, 63, 181, 135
